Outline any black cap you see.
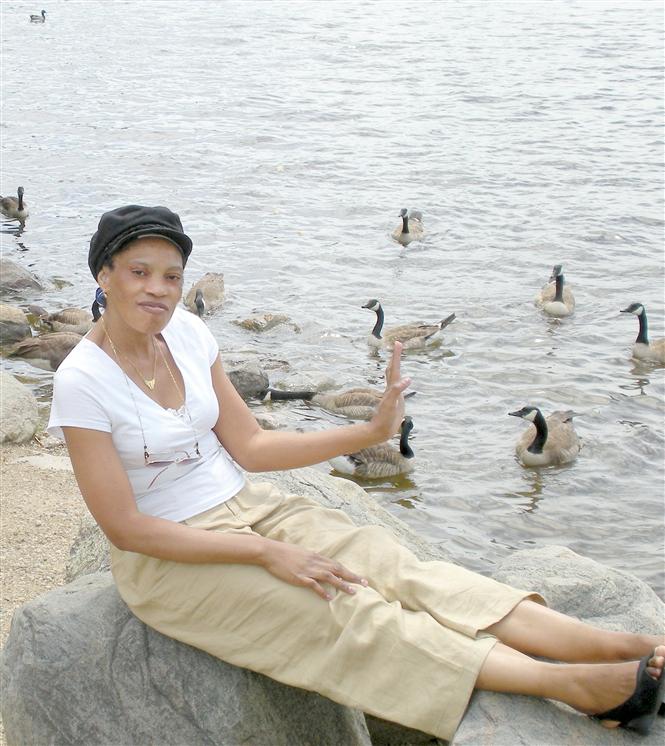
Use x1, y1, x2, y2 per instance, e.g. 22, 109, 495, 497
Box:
88, 204, 193, 279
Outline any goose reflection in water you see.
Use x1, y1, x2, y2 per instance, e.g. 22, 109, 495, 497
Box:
505, 470, 544, 514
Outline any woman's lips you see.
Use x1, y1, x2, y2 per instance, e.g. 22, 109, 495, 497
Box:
138, 302, 169, 314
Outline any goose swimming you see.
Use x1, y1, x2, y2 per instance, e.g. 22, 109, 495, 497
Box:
538, 268, 575, 317
391, 208, 424, 246
509, 406, 580, 467
620, 303, 665, 364
0, 187, 29, 223
30, 9, 46, 22
328, 417, 415, 478
363, 299, 455, 349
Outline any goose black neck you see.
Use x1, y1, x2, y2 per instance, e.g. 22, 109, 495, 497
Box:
399, 426, 414, 459
554, 273, 564, 303
371, 306, 384, 339
266, 388, 315, 401
401, 214, 409, 233
635, 309, 649, 345
17, 192, 24, 211
527, 411, 548, 454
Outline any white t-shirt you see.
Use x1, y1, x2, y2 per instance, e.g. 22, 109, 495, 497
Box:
47, 307, 245, 522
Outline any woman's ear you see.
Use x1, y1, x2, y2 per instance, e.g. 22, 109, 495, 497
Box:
97, 269, 109, 290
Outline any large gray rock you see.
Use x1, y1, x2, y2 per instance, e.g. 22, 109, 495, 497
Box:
455, 546, 665, 746
1, 572, 372, 746
0, 258, 42, 295
5, 469, 664, 746
0, 371, 39, 443
0, 303, 30, 343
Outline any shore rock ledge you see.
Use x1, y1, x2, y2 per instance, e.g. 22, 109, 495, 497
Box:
2, 469, 664, 746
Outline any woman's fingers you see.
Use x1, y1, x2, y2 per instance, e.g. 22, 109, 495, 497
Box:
302, 558, 368, 600
385, 341, 403, 386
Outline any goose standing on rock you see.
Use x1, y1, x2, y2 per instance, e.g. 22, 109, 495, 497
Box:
39, 307, 93, 336
328, 417, 415, 478
363, 299, 455, 349
391, 208, 424, 246
30, 10, 46, 22
537, 267, 575, 317
9, 332, 82, 372
185, 272, 225, 316
620, 303, 665, 364
509, 406, 580, 467
0, 187, 29, 223
261, 386, 416, 421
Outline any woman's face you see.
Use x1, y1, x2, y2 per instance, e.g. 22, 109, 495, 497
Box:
98, 237, 185, 334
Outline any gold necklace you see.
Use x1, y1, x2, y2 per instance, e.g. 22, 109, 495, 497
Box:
101, 317, 158, 391
157, 341, 184, 404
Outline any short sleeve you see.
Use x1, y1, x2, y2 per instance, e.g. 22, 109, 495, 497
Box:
196, 315, 220, 366
47, 365, 112, 440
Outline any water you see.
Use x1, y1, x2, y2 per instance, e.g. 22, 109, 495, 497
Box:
2, 0, 664, 596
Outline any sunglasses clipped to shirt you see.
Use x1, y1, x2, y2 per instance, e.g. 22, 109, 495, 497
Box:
144, 442, 202, 488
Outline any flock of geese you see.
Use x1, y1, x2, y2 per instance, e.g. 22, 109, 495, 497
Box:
1, 203, 664, 479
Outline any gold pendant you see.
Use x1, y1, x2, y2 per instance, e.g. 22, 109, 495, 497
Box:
145, 379, 156, 390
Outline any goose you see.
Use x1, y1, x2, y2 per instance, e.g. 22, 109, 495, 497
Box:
391, 208, 424, 246
9, 332, 82, 371
539, 269, 575, 317
363, 299, 455, 349
39, 307, 94, 336
620, 303, 665, 364
261, 386, 416, 421
0, 187, 29, 223
30, 10, 46, 22
328, 417, 415, 478
509, 406, 580, 467
184, 273, 225, 316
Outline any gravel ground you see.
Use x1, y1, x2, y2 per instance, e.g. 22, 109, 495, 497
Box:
0, 438, 88, 746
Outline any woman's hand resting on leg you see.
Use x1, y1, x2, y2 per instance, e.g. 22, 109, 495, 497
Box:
260, 538, 368, 601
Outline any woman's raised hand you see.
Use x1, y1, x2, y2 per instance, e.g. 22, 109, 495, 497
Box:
370, 341, 412, 441
260, 538, 368, 601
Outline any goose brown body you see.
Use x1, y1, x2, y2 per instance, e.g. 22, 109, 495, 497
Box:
510, 407, 580, 467
0, 187, 29, 222
391, 208, 424, 246
363, 299, 455, 349
185, 273, 225, 316
39, 307, 93, 335
9, 332, 82, 371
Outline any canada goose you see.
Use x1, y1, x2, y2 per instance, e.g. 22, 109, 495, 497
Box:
538, 269, 575, 317
39, 307, 93, 336
0, 187, 29, 223
261, 386, 416, 421
362, 299, 455, 349
509, 406, 580, 467
184, 273, 225, 316
391, 208, 424, 246
30, 9, 46, 22
9, 332, 82, 371
620, 303, 665, 364
328, 417, 415, 478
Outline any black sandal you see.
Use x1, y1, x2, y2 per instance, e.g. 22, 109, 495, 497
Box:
592, 651, 665, 735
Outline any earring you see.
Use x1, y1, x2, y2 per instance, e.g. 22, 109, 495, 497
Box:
95, 287, 107, 308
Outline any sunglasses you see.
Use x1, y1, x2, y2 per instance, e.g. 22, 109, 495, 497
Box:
144, 443, 201, 488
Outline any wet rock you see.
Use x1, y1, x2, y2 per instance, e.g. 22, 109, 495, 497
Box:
226, 361, 269, 400
0, 303, 31, 343
0, 258, 42, 295
0, 371, 39, 443
276, 371, 338, 392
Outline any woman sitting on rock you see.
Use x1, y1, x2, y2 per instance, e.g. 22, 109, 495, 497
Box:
48, 204, 665, 741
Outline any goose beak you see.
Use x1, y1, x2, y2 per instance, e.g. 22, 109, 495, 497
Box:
361, 302, 371, 309
619, 307, 631, 314
508, 410, 524, 418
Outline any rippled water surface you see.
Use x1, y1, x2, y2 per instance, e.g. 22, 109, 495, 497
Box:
2, 0, 664, 595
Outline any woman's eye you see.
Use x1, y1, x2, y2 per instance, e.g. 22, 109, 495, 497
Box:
132, 269, 146, 277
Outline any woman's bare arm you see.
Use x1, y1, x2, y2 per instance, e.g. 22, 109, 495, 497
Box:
62, 427, 366, 600
212, 342, 411, 472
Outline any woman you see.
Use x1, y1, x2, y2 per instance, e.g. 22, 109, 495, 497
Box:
48, 204, 664, 740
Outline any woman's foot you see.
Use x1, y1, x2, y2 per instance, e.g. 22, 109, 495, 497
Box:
581, 646, 665, 733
